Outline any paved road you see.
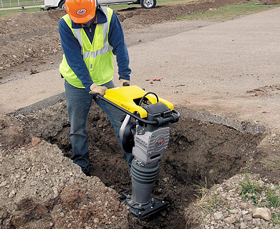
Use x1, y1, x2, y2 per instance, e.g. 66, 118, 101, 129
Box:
1, 7, 279, 140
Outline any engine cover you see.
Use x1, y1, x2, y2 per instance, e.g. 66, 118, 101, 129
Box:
133, 126, 170, 164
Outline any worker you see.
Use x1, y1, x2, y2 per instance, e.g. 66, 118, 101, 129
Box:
59, 0, 132, 176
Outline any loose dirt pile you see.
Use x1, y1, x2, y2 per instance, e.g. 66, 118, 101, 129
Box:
0, 139, 129, 228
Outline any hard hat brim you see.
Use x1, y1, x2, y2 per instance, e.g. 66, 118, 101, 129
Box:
68, 10, 96, 24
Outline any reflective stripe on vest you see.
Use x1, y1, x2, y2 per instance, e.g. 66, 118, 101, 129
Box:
59, 7, 114, 88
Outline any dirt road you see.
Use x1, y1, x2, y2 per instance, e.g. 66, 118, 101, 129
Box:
129, 7, 280, 142
1, 1, 280, 228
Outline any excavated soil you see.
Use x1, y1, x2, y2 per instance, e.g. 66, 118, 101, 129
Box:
0, 101, 266, 228
1, 0, 279, 228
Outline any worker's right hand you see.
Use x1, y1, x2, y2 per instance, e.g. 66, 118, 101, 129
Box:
89, 83, 107, 96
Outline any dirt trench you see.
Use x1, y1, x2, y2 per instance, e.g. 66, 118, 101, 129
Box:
7, 99, 265, 228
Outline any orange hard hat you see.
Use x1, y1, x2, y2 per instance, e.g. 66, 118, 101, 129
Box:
65, 0, 97, 24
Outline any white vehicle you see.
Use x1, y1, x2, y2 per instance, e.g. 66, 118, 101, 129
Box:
43, 0, 156, 10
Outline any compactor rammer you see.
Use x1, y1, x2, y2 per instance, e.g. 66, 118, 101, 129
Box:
97, 85, 180, 219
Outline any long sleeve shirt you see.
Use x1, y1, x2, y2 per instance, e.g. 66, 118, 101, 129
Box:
59, 7, 131, 92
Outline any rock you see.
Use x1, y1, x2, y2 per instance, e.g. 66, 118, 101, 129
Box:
9, 190, 16, 198
242, 210, 249, 215
224, 215, 236, 224
94, 218, 99, 223
0, 208, 8, 219
60, 184, 83, 210
252, 208, 271, 221
160, 210, 167, 217
31, 136, 41, 147
257, 180, 264, 189
0, 181, 7, 187
243, 214, 252, 221
240, 202, 248, 209
214, 211, 224, 220
229, 209, 239, 214
270, 184, 276, 191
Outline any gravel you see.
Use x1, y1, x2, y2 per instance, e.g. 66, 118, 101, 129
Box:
185, 173, 280, 228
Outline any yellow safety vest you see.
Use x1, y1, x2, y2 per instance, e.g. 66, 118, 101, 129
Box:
59, 7, 114, 88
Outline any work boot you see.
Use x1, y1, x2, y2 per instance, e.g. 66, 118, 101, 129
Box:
82, 167, 91, 176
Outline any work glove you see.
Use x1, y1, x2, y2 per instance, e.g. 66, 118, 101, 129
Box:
116, 79, 130, 87
89, 83, 107, 96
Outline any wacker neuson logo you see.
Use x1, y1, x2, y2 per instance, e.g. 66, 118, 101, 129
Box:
156, 138, 164, 148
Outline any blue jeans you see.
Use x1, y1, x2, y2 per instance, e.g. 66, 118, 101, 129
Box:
65, 80, 133, 174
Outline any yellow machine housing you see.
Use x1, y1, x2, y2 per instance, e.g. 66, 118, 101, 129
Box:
104, 85, 174, 118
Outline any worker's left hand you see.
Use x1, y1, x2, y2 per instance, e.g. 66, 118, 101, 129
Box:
89, 83, 107, 96
116, 79, 130, 87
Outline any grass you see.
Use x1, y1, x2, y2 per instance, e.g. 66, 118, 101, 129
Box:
266, 188, 280, 208
193, 182, 219, 213
272, 212, 280, 225
0, 6, 42, 16
262, 157, 280, 171
239, 172, 280, 207
268, 188, 280, 225
0, 0, 43, 8
180, 1, 280, 21
239, 172, 263, 205
239, 172, 280, 226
